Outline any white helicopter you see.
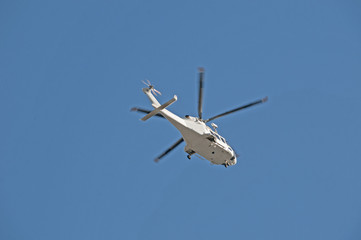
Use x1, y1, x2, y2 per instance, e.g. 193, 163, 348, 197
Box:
131, 68, 268, 167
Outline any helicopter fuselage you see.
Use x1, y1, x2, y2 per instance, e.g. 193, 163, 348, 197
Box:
143, 87, 237, 167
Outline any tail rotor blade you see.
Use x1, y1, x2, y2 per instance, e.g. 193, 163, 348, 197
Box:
154, 138, 184, 162
154, 89, 162, 96
198, 67, 204, 119
205, 96, 268, 122
151, 89, 161, 96
142, 80, 150, 87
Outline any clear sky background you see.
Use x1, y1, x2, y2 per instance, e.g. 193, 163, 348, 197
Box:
1, 0, 361, 239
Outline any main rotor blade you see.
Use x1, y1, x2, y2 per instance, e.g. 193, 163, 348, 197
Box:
130, 107, 165, 118
198, 67, 204, 119
154, 137, 184, 162
205, 96, 268, 122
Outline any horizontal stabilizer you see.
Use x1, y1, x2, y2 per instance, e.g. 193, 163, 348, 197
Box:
141, 95, 177, 121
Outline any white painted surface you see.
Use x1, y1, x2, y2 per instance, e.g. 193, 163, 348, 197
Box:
142, 87, 237, 166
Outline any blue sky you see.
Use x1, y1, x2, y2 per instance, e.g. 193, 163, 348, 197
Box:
1, 0, 361, 239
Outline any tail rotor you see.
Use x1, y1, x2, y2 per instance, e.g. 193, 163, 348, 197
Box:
142, 79, 162, 96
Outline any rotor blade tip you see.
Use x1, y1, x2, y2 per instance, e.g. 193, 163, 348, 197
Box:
154, 158, 160, 163
262, 96, 268, 103
198, 67, 204, 72
130, 107, 137, 111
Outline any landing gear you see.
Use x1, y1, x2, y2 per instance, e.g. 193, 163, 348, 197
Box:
186, 150, 195, 160
222, 163, 229, 168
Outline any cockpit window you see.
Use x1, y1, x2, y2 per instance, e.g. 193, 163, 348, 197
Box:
210, 130, 226, 143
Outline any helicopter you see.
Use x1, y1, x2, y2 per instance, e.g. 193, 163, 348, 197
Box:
131, 68, 268, 168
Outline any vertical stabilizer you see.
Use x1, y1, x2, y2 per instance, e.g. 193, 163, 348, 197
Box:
142, 88, 161, 108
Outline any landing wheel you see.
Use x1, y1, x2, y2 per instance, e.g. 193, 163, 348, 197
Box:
187, 155, 191, 160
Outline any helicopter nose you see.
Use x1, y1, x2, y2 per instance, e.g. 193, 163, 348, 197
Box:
230, 155, 237, 165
